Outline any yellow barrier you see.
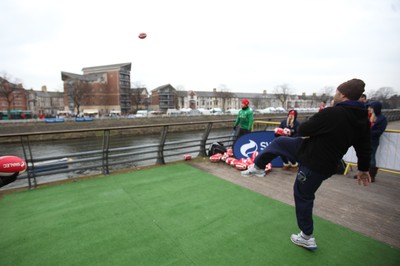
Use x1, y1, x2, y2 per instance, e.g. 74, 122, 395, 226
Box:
252, 120, 280, 131
344, 162, 400, 175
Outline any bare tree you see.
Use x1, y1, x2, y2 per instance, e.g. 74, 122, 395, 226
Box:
175, 85, 185, 91
0, 73, 22, 119
370, 87, 395, 101
370, 87, 397, 109
320, 86, 334, 100
320, 86, 334, 96
131, 82, 147, 112
274, 84, 293, 108
387, 94, 400, 109
70, 80, 90, 116
214, 84, 235, 111
252, 96, 264, 109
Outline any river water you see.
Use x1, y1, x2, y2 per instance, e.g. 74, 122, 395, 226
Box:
1, 128, 232, 158
0, 128, 233, 189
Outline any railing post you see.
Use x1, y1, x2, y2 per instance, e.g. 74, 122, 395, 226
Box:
156, 125, 169, 164
20, 135, 37, 189
102, 129, 110, 175
198, 122, 213, 157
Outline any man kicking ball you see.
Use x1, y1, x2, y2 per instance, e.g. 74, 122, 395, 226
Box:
241, 78, 372, 250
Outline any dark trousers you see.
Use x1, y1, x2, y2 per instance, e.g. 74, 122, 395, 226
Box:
281, 156, 297, 165
370, 143, 379, 168
254, 137, 330, 236
236, 128, 251, 139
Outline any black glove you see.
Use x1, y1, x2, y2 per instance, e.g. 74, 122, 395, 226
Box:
233, 126, 237, 131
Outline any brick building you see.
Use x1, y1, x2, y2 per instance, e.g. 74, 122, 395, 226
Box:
0, 77, 28, 116
61, 62, 132, 116
150, 84, 178, 112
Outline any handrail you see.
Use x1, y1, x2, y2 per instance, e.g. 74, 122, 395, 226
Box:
0, 119, 236, 137
0, 120, 238, 189
1, 113, 399, 190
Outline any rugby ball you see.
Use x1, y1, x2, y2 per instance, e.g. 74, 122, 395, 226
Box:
210, 153, 223, 163
225, 157, 235, 164
235, 163, 247, 170
265, 163, 272, 173
138, 32, 147, 39
274, 127, 284, 136
0, 156, 27, 176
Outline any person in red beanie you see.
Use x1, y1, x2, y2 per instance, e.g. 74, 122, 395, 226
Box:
233, 99, 254, 139
275, 109, 301, 170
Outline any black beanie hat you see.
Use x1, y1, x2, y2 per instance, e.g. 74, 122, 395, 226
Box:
337, 79, 365, 100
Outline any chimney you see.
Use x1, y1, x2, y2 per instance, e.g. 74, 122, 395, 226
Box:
41, 86, 47, 92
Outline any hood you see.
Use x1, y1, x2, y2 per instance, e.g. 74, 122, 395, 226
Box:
336, 100, 369, 129
367, 101, 382, 116
287, 109, 298, 121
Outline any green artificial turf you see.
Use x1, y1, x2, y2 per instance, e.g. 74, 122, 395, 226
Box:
0, 163, 399, 266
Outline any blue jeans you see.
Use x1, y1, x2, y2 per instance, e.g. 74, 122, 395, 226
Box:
254, 137, 330, 235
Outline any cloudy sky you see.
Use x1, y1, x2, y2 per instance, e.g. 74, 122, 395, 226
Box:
1, 0, 399, 96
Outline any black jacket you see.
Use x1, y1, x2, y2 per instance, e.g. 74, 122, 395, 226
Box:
297, 101, 371, 176
367, 101, 387, 146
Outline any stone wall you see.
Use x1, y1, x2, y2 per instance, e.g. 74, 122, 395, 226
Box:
0, 114, 293, 135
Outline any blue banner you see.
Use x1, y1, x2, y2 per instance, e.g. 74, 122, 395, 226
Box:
233, 131, 283, 167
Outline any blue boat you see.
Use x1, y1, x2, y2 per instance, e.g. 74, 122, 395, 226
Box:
75, 117, 95, 122
45, 118, 65, 123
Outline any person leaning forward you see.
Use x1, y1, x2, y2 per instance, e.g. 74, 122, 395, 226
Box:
241, 78, 371, 250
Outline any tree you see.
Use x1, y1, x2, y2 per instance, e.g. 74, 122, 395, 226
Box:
130, 82, 145, 110
69, 80, 90, 116
0, 73, 22, 119
319, 86, 334, 104
213, 84, 235, 111
387, 94, 400, 109
252, 96, 264, 109
370, 87, 397, 109
274, 84, 293, 108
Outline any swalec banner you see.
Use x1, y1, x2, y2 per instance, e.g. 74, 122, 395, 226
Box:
233, 131, 283, 167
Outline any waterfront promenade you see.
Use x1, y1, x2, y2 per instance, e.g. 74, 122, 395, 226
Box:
189, 120, 400, 249
1, 120, 399, 251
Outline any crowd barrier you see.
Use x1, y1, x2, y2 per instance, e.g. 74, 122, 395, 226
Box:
343, 129, 400, 175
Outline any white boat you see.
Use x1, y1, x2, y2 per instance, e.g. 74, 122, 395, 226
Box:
28, 158, 70, 173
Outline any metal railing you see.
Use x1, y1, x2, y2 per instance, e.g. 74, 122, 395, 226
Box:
1, 120, 238, 189
2, 110, 400, 190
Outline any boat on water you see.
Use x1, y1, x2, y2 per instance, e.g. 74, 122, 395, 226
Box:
28, 158, 71, 173
45, 118, 65, 123
75, 117, 95, 122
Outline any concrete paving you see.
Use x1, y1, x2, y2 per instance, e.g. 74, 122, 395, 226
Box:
188, 119, 400, 249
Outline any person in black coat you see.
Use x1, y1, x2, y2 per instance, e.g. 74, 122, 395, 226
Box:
241, 78, 371, 250
366, 101, 387, 182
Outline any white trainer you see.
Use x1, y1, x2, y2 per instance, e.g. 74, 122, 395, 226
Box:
241, 165, 265, 177
290, 232, 317, 250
